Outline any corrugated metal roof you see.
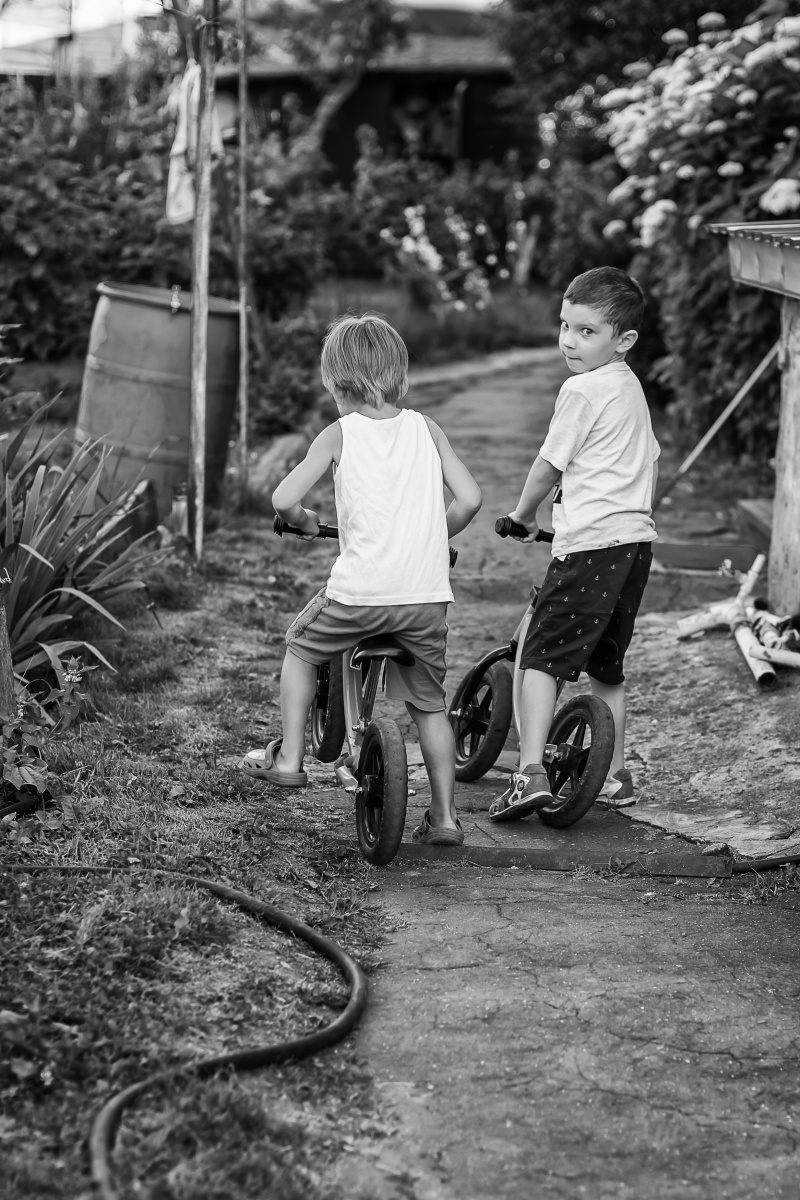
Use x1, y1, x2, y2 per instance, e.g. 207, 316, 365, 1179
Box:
707, 221, 800, 247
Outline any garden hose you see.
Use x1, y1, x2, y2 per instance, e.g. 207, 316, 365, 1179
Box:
7, 863, 368, 1200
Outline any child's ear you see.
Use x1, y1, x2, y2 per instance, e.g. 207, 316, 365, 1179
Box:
617, 328, 638, 353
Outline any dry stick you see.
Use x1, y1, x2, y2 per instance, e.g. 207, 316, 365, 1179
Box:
653, 341, 779, 512
237, 0, 249, 489
189, 0, 218, 561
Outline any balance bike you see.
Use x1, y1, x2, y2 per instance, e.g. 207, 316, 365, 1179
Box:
273, 516, 457, 864
447, 517, 615, 827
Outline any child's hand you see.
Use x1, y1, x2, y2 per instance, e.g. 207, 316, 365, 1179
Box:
507, 512, 540, 543
294, 508, 320, 540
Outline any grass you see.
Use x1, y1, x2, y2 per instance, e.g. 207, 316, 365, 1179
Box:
0, 511, 388, 1199
308, 277, 555, 365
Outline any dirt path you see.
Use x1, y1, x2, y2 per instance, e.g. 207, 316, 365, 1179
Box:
265, 356, 800, 1199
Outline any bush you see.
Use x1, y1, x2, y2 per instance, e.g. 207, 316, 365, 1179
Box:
596, 2, 800, 449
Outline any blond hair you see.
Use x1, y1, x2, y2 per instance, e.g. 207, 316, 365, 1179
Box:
320, 314, 409, 408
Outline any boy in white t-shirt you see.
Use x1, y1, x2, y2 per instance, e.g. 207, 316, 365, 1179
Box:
490, 267, 660, 821
237, 314, 482, 845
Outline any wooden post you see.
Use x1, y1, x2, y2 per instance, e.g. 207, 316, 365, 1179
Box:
237, 0, 249, 490
189, 0, 218, 560
769, 298, 800, 612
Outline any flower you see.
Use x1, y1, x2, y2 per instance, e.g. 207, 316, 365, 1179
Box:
602, 219, 628, 239
743, 38, 800, 72
759, 178, 800, 215
599, 86, 635, 109
688, 213, 705, 231
622, 60, 651, 80
736, 88, 758, 106
663, 28, 689, 45
676, 164, 696, 179
639, 199, 678, 247
697, 11, 727, 30
718, 160, 744, 176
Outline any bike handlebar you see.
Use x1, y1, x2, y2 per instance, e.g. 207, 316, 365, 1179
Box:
272, 514, 459, 567
494, 516, 554, 543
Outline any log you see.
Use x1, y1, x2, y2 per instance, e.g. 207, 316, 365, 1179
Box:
729, 606, 778, 690
675, 553, 766, 638
749, 643, 800, 669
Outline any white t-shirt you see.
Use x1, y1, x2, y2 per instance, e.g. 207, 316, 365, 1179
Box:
539, 360, 660, 557
326, 409, 454, 606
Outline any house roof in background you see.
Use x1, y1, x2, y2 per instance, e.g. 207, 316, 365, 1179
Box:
220, 5, 511, 83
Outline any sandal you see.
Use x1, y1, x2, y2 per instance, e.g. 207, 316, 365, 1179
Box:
236, 739, 308, 788
411, 809, 465, 847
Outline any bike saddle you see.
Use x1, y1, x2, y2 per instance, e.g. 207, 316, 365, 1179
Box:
351, 635, 416, 667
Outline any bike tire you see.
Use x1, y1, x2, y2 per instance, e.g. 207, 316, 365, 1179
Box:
538, 695, 615, 828
311, 657, 347, 763
355, 718, 408, 866
448, 662, 513, 782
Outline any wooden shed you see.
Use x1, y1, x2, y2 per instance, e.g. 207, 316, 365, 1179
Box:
708, 220, 800, 612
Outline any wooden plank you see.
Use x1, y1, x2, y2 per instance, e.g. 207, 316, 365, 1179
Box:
737, 498, 773, 553
770, 297, 800, 610
653, 542, 759, 572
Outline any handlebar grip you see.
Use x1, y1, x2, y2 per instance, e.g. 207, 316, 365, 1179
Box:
494, 517, 554, 543
273, 514, 339, 539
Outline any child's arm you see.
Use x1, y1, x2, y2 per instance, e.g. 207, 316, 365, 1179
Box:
272, 424, 341, 536
508, 454, 562, 540
424, 418, 482, 537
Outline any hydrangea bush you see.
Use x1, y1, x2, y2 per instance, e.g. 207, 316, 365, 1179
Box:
598, 4, 800, 451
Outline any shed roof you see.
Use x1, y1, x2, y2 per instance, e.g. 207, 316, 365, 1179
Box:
707, 221, 800, 247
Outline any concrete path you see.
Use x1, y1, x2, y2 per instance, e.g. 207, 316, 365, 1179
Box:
268, 352, 800, 1197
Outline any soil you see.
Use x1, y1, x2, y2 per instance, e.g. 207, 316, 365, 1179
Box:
4, 348, 798, 1198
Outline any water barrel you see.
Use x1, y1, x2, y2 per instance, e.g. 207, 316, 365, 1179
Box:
75, 282, 239, 519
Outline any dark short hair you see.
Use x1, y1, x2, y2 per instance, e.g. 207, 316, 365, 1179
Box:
563, 267, 645, 333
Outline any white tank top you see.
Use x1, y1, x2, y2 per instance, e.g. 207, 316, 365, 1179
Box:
326, 409, 453, 606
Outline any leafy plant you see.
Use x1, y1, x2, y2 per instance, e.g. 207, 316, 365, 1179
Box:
0, 658, 88, 812
0, 407, 162, 675
595, 2, 799, 447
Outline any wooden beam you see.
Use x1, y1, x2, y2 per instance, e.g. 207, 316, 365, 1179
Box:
189, 0, 218, 561
770, 298, 800, 611
237, 0, 249, 489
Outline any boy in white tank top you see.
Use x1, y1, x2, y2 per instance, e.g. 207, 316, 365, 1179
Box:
237, 315, 482, 845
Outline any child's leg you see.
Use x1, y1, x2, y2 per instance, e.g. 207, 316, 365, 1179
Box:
589, 677, 626, 776
406, 703, 459, 830
517, 668, 559, 768
276, 650, 317, 773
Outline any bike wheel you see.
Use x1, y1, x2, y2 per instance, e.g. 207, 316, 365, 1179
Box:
538, 695, 614, 828
449, 662, 513, 782
355, 718, 408, 865
311, 657, 347, 762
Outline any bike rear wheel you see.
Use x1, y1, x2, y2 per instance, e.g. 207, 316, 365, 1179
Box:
311, 657, 347, 762
449, 662, 513, 782
355, 718, 408, 865
538, 695, 614, 828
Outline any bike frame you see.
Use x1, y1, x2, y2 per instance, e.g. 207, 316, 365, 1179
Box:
331, 651, 386, 793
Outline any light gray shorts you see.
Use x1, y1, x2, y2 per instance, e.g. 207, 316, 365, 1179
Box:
285, 590, 449, 712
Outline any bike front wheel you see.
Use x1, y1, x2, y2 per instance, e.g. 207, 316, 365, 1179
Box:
449, 662, 513, 782
355, 718, 408, 865
311, 657, 347, 763
538, 695, 614, 828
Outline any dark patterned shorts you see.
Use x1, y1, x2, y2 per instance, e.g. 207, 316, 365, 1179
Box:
519, 542, 653, 685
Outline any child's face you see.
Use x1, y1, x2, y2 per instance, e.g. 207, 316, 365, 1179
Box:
558, 300, 635, 373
